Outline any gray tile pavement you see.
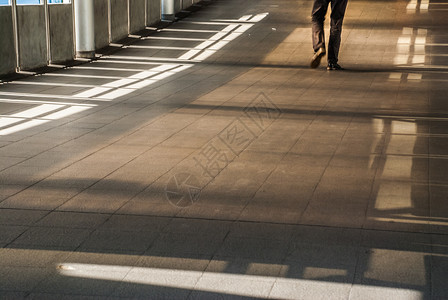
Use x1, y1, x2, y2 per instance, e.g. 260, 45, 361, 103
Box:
1, 0, 448, 298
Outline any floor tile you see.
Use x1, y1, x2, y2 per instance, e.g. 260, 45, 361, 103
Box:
0, 0, 447, 298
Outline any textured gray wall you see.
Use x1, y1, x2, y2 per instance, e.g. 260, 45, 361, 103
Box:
110, 0, 128, 42
182, 0, 192, 10
17, 5, 47, 70
49, 4, 74, 63
174, 0, 181, 13
129, 0, 145, 33
147, 0, 160, 26
0, 6, 16, 76
94, 0, 110, 49
1, 0, 164, 76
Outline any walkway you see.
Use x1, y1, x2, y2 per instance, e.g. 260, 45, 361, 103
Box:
0, 0, 447, 298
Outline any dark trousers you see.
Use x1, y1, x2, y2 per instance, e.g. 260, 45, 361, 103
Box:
312, 0, 348, 63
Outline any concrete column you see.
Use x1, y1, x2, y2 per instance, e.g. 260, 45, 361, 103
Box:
11, 0, 20, 72
74, 0, 95, 58
162, 0, 175, 21
44, 0, 51, 63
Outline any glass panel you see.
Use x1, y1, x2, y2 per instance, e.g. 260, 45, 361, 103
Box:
16, 0, 42, 4
0, 0, 10, 5
11, 0, 72, 5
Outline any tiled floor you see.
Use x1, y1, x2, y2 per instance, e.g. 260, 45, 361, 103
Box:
1, 0, 448, 298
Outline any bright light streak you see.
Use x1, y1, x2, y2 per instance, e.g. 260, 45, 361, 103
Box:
394, 55, 409, 65
414, 45, 426, 54
209, 32, 230, 41
0, 119, 49, 136
0, 91, 109, 101
397, 36, 411, 44
374, 216, 448, 226
9, 81, 95, 88
412, 55, 425, 64
161, 28, 220, 33
374, 119, 417, 211
235, 24, 254, 33
396, 44, 411, 53
98, 60, 180, 66
374, 115, 448, 121
142, 36, 207, 41
391, 120, 417, 134
394, 23, 427, 71
0, 102, 94, 135
72, 63, 184, 99
138, 71, 172, 81
179, 49, 202, 60
74, 87, 112, 98
194, 50, 217, 61
407, 73, 422, 80
415, 36, 426, 44
181, 21, 243, 26
72, 66, 148, 72
402, 27, 413, 34
151, 65, 179, 72
0, 13, 268, 136
0, 98, 96, 106
43, 73, 123, 79
129, 71, 159, 79
374, 181, 412, 210
171, 65, 192, 73
97, 88, 135, 100
238, 15, 252, 21
0, 118, 22, 128
209, 41, 229, 51
249, 13, 269, 22
125, 45, 192, 51
194, 41, 215, 50
126, 79, 157, 89
417, 28, 428, 35
57, 263, 423, 299
388, 73, 402, 80
108, 56, 188, 62
44, 106, 91, 120
222, 24, 239, 32
11, 104, 64, 118
407, 1, 417, 10
223, 32, 243, 41
407, 0, 429, 13
103, 78, 138, 88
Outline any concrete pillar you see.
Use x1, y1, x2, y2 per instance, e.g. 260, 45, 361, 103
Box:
11, 0, 20, 71
162, 0, 175, 21
74, 0, 95, 58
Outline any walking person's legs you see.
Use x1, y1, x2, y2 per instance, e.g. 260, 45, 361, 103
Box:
310, 0, 330, 68
327, 0, 348, 70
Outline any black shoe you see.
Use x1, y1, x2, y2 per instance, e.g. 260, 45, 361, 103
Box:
310, 48, 326, 69
327, 62, 344, 70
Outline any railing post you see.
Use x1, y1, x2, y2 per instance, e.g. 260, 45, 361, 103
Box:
73, 0, 95, 58
11, 0, 20, 71
44, 0, 51, 63
162, 0, 175, 21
